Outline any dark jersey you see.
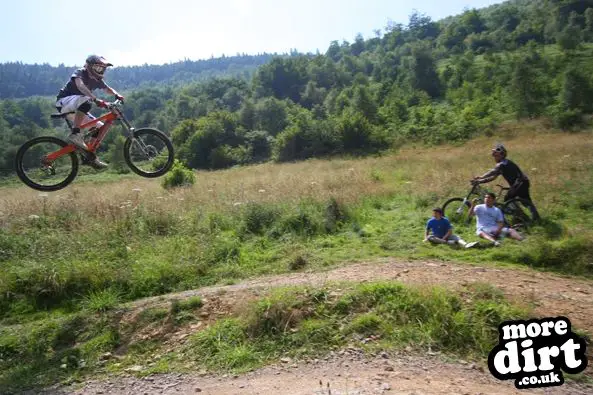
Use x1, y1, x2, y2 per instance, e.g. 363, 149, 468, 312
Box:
57, 68, 107, 99
497, 159, 528, 186
480, 159, 528, 186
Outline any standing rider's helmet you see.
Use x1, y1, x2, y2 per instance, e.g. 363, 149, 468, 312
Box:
492, 143, 507, 158
85, 55, 113, 80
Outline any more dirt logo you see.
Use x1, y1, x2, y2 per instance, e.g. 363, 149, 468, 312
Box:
487, 316, 588, 389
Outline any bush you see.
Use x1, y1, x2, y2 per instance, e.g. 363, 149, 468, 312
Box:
278, 205, 325, 237
240, 203, 279, 235
324, 197, 349, 233
244, 289, 311, 337
338, 110, 374, 152
553, 107, 583, 130
245, 130, 273, 162
272, 113, 340, 162
344, 312, 384, 336
81, 288, 121, 312
209, 145, 237, 169
162, 159, 195, 189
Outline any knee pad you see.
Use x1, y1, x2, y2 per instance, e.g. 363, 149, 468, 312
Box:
77, 100, 92, 113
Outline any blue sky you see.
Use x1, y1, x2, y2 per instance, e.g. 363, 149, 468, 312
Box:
2, 0, 504, 67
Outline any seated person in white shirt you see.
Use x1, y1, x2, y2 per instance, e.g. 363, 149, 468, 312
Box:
469, 192, 523, 247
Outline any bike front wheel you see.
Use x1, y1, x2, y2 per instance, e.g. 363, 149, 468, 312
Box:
442, 197, 472, 224
124, 128, 174, 178
501, 198, 535, 229
15, 136, 79, 191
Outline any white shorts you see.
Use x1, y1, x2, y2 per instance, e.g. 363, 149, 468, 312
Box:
477, 226, 510, 237
55, 95, 92, 114
55, 95, 102, 128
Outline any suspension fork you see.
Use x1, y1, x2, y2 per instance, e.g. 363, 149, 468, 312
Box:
114, 108, 152, 155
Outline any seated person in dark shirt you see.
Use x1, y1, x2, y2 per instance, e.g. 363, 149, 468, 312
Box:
424, 207, 477, 249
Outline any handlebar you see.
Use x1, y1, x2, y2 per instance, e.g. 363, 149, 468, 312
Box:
93, 98, 123, 109
107, 99, 133, 130
469, 181, 508, 190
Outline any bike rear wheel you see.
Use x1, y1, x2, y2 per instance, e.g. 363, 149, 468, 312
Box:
124, 128, 174, 178
501, 198, 535, 229
15, 136, 79, 191
442, 197, 472, 224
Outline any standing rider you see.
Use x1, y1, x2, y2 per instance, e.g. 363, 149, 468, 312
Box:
471, 143, 540, 221
55, 55, 124, 169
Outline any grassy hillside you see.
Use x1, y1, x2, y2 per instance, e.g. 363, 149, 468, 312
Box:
1, 121, 592, 314
1, 120, 593, 390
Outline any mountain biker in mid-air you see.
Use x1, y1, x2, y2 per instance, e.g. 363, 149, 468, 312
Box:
55, 54, 124, 169
471, 143, 541, 221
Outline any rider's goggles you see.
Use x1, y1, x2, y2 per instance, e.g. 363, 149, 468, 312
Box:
92, 64, 107, 75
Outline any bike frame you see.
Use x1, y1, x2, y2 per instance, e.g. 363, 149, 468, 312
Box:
45, 102, 131, 162
464, 183, 508, 203
452, 183, 509, 215
454, 184, 481, 213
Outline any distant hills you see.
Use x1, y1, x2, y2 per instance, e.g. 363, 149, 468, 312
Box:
2, 0, 593, 174
0, 53, 289, 99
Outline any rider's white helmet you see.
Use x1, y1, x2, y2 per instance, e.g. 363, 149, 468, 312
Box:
85, 55, 113, 80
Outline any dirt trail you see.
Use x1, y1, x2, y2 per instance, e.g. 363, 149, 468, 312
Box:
48, 259, 593, 394
63, 353, 591, 394
132, 259, 593, 332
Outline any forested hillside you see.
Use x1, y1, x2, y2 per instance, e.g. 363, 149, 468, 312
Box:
1, 0, 593, 175
0, 53, 282, 99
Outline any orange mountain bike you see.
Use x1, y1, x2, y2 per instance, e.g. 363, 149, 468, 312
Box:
15, 100, 174, 191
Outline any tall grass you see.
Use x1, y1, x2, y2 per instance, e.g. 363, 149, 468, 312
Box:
1, 120, 590, 224
0, 123, 592, 319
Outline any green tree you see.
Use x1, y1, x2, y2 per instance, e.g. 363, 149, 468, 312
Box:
245, 130, 273, 162
351, 33, 366, 56
406, 43, 441, 98
407, 11, 440, 40
253, 57, 308, 102
509, 57, 545, 119
585, 8, 593, 41
171, 119, 200, 147
300, 81, 327, 110
557, 25, 583, 51
273, 111, 339, 161
352, 85, 378, 122
326, 40, 342, 62
338, 110, 374, 152
460, 9, 486, 35
254, 97, 289, 135
175, 94, 206, 120
181, 112, 240, 169
239, 99, 256, 130
559, 66, 593, 112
